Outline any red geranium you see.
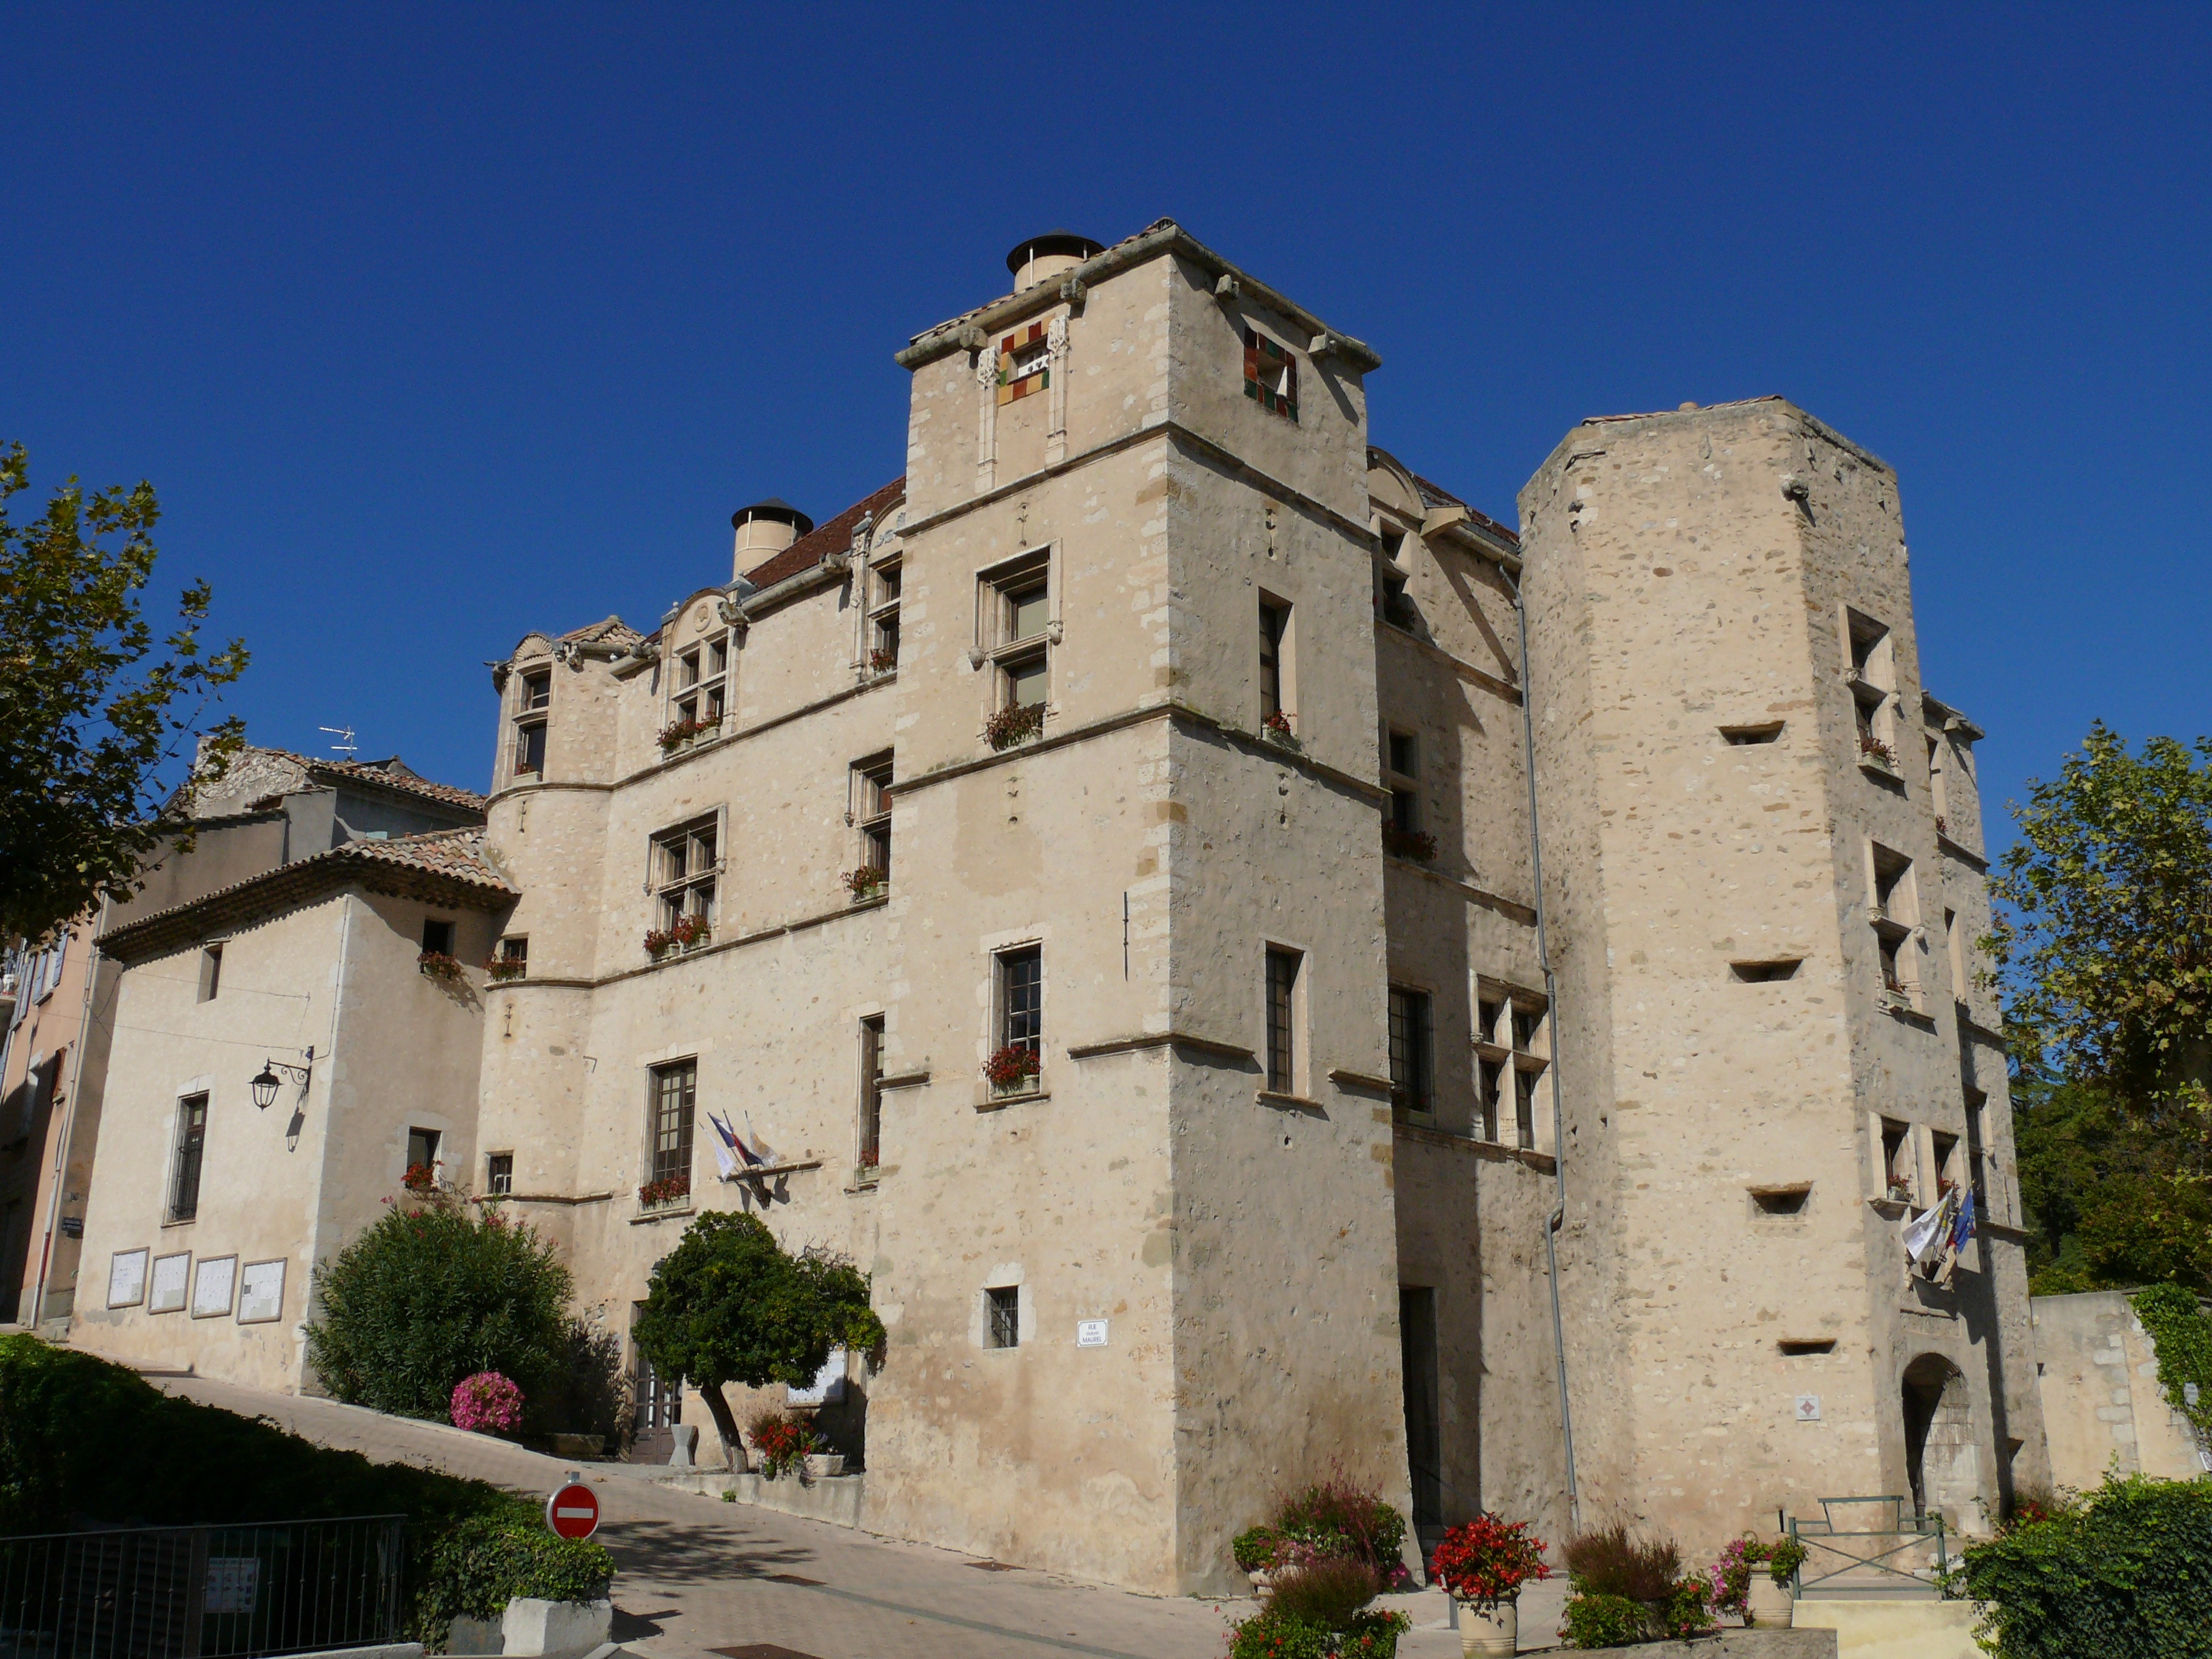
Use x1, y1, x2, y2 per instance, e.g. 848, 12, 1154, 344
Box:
1428, 1512, 1550, 1610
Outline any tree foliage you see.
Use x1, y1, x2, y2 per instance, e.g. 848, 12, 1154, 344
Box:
631, 1210, 885, 1458
304, 1197, 574, 1421
0, 442, 249, 943
1989, 723, 2212, 1123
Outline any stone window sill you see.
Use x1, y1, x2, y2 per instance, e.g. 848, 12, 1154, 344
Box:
976, 1088, 1048, 1113
629, 1205, 696, 1225
1256, 1089, 1326, 1113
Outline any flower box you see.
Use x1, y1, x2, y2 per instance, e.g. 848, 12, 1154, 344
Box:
645, 914, 711, 959
484, 957, 527, 983
1858, 734, 1897, 770
985, 703, 1044, 751
658, 715, 720, 755
402, 1162, 440, 1195
1382, 823, 1439, 863
418, 950, 466, 984
637, 1174, 690, 1209
984, 1044, 1041, 1093
868, 648, 897, 675
1261, 711, 1299, 750
842, 867, 888, 902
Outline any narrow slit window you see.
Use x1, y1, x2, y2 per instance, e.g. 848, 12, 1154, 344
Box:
1265, 947, 1301, 1094
167, 1094, 209, 1224
198, 944, 223, 1002
1388, 987, 1432, 1117
1778, 1339, 1837, 1356
1243, 327, 1298, 420
859, 1016, 885, 1174
1259, 601, 1290, 723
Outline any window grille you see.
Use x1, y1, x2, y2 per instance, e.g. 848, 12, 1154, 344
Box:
1265, 948, 1300, 1094
1389, 987, 1432, 1116
168, 1095, 208, 1224
986, 1285, 1021, 1349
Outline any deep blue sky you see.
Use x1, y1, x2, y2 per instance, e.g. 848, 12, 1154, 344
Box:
8, 4, 2208, 845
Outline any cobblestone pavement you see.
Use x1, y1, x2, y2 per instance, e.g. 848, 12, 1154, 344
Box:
150, 1372, 1563, 1657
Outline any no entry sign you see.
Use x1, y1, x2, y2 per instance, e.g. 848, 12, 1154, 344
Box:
545, 1476, 600, 1540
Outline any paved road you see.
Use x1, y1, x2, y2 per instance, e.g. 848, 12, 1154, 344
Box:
152, 1373, 1561, 1657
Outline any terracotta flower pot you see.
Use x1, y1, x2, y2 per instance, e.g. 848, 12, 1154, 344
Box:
1745, 1574, 1793, 1628
1457, 1595, 1515, 1658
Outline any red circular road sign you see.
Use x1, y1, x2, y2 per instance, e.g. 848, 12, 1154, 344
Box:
545, 1479, 600, 1540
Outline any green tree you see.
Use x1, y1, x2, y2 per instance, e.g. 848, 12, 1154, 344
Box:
0, 441, 249, 943
304, 1198, 574, 1421
631, 1211, 885, 1460
1988, 723, 2212, 1130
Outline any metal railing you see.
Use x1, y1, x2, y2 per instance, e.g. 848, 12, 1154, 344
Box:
1789, 1497, 1947, 1598
0, 1516, 405, 1659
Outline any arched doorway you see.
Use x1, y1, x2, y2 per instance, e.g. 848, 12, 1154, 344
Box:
1902, 1353, 1980, 1530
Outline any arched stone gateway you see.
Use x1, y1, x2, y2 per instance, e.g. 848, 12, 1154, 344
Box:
1903, 1353, 1981, 1532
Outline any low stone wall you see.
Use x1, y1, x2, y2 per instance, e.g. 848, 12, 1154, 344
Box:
1639, 1638, 1836, 1658
1793, 1598, 1980, 1659
658, 1469, 865, 1529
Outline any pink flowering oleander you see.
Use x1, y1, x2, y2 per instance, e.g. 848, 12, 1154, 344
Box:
450, 1370, 524, 1433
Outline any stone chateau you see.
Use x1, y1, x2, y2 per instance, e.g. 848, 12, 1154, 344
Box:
62, 220, 2047, 1595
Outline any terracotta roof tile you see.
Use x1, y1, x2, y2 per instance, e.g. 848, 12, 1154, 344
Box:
99, 828, 515, 963
258, 751, 488, 814
743, 478, 907, 591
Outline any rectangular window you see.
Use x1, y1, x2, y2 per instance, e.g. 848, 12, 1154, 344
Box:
1847, 611, 1896, 765
652, 817, 719, 937
1388, 987, 1432, 1117
486, 1153, 514, 1196
1265, 947, 1301, 1094
1872, 844, 1918, 1005
1479, 1057, 1504, 1142
1259, 600, 1290, 722
868, 558, 902, 672
198, 945, 223, 1002
649, 1061, 697, 1187
1243, 326, 1299, 420
854, 755, 894, 883
986, 1284, 1022, 1349
997, 945, 1044, 1058
1477, 996, 1504, 1049
859, 1016, 884, 1174
167, 1094, 209, 1224
996, 321, 1050, 406
522, 671, 552, 712
495, 936, 528, 978
406, 1126, 441, 1173
672, 634, 731, 733
421, 917, 455, 958
1513, 1067, 1538, 1150
1882, 1118, 1914, 1201
513, 719, 547, 777
1965, 1091, 1989, 1207
979, 553, 1053, 740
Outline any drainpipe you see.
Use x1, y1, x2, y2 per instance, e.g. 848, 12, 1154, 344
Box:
1501, 556, 1581, 1535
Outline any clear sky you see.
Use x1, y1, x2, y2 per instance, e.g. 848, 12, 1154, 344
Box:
7, 3, 2208, 846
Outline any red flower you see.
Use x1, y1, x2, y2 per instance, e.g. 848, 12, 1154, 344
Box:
1428, 1512, 1551, 1610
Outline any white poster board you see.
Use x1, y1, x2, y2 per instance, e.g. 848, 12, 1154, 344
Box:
107, 1248, 149, 1309
150, 1252, 191, 1313
236, 1259, 286, 1324
786, 1346, 847, 1406
190, 1255, 238, 1319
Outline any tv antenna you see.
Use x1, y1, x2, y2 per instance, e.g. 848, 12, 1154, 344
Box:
318, 725, 358, 758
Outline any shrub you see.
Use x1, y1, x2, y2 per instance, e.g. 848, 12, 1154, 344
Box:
1225, 1609, 1407, 1659
2132, 1284, 2212, 1442
1560, 1592, 1644, 1649
1956, 1471, 2212, 1658
1428, 1512, 1551, 1609
449, 1372, 523, 1434
304, 1193, 572, 1421
1232, 1524, 1281, 1572
1564, 1526, 1680, 1602
1267, 1557, 1379, 1625
0, 1337, 610, 1647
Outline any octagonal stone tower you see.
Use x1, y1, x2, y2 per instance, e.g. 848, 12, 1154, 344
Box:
1518, 398, 2048, 1547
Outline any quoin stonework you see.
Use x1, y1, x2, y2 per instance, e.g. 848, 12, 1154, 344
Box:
62, 220, 2048, 1596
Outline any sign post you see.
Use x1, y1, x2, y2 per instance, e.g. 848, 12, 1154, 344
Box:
545, 1472, 601, 1541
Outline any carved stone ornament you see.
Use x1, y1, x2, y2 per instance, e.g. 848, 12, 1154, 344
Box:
974, 349, 999, 388
1047, 316, 1070, 359
489, 663, 512, 694
716, 595, 746, 628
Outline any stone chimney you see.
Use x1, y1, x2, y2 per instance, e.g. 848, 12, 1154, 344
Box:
731, 499, 814, 582
1005, 230, 1104, 293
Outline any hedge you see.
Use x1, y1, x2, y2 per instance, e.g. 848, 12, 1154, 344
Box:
1956, 1472, 2212, 1659
0, 1336, 612, 1649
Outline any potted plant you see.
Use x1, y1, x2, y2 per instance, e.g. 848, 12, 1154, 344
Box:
418, 948, 466, 984
1262, 710, 1299, 749
984, 1044, 1041, 1094
984, 703, 1045, 751
1429, 1513, 1551, 1658
868, 647, 896, 674
1711, 1534, 1804, 1628
1859, 732, 1897, 769
843, 866, 888, 902
747, 1409, 813, 1481
637, 1173, 690, 1210
484, 955, 526, 983
402, 1161, 440, 1195
1233, 1524, 1283, 1600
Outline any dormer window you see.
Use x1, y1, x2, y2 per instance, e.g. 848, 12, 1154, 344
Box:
997, 322, 1051, 406
669, 634, 729, 742
1244, 327, 1298, 421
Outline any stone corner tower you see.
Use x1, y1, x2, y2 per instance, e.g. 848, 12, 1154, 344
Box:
1517, 397, 2048, 1548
